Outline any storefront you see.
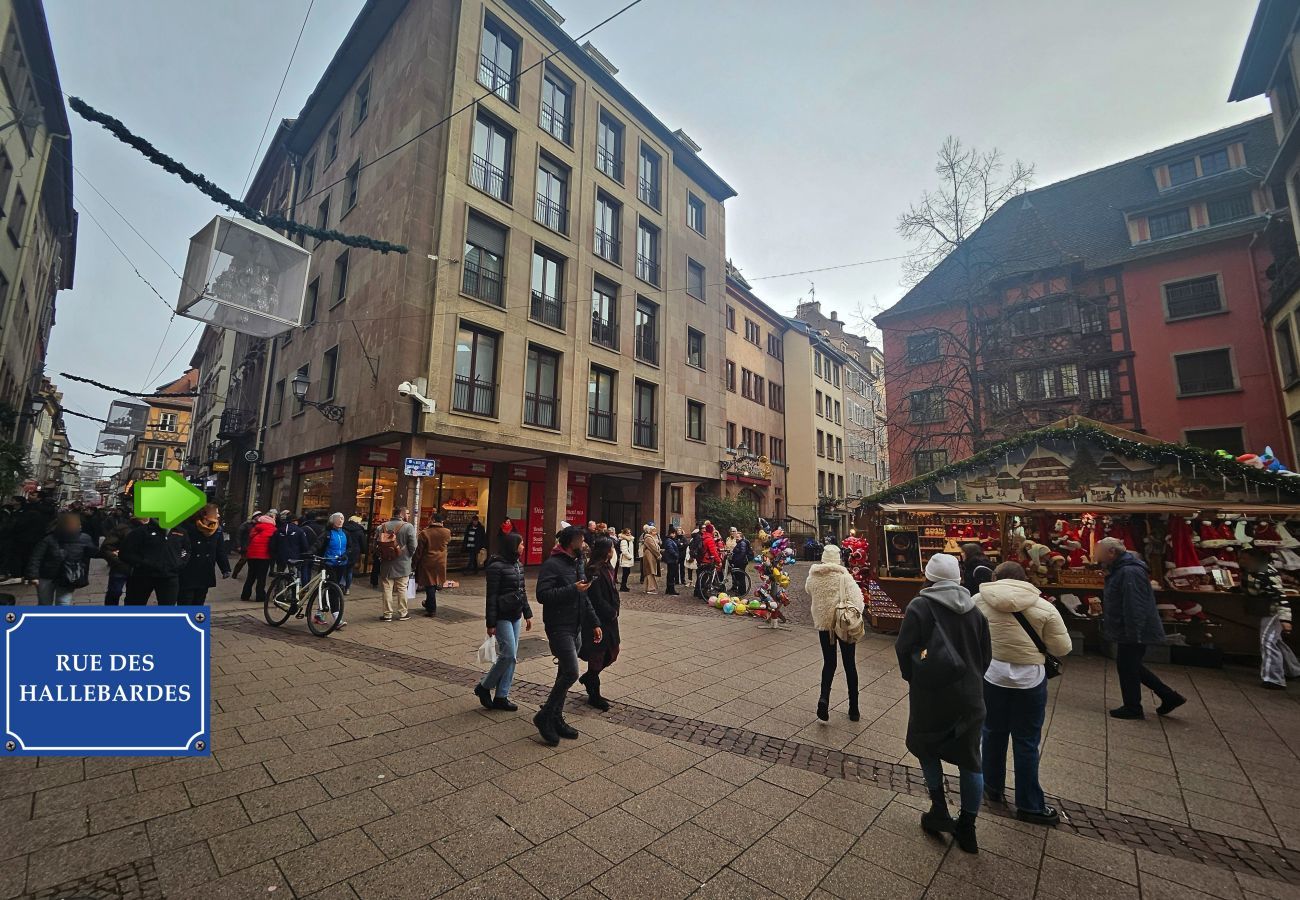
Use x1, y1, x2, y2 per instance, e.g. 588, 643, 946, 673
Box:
353, 446, 401, 530
297, 452, 334, 517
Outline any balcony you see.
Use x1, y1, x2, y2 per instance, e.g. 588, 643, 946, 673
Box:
217, 407, 255, 439
636, 254, 659, 286
452, 374, 497, 417
539, 102, 570, 143
477, 54, 514, 102
524, 392, 558, 429
462, 260, 503, 306
470, 155, 510, 201
591, 317, 618, 351
588, 408, 615, 440
637, 177, 660, 210
1271, 253, 1300, 310
534, 194, 567, 234
594, 229, 620, 264
634, 331, 658, 365
633, 419, 657, 449
595, 147, 622, 182
530, 290, 564, 329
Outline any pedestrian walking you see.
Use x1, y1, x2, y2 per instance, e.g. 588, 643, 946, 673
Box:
895, 553, 992, 853
232, 511, 260, 580
1096, 537, 1186, 719
100, 515, 136, 604
415, 515, 452, 616
579, 536, 621, 710
177, 504, 230, 603
685, 528, 700, 588
534, 525, 601, 746
807, 543, 865, 722
369, 514, 385, 588
274, 515, 312, 583
463, 516, 487, 574
961, 543, 994, 596
974, 561, 1071, 825
377, 508, 417, 621
26, 511, 98, 605
663, 525, 681, 595
341, 515, 369, 595
120, 519, 191, 605
474, 531, 533, 711
312, 513, 355, 584
616, 527, 635, 591
239, 513, 277, 603
640, 524, 661, 594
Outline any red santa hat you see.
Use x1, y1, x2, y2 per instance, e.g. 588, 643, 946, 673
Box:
1166, 516, 1206, 577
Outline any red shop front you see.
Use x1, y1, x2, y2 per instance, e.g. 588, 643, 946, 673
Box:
501, 466, 589, 566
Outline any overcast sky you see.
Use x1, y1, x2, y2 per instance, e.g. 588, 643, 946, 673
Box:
43, 0, 1269, 463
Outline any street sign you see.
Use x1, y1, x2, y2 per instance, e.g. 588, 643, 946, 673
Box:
0, 607, 210, 756
404, 458, 437, 477
211, 461, 231, 473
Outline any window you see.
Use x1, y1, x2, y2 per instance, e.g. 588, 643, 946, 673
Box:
818, 471, 826, 494
725, 360, 736, 392
770, 437, 784, 464
1280, 321, 1300, 385
588, 367, 616, 440
1014, 363, 1079, 401
322, 345, 339, 401
909, 389, 945, 423
1167, 158, 1197, 186
635, 298, 658, 364
325, 119, 340, 164
1164, 275, 1222, 320
727, 421, 736, 449
293, 364, 309, 414
314, 195, 330, 247
464, 213, 506, 306
156, 412, 178, 432
635, 219, 659, 286
1078, 300, 1106, 335
530, 247, 564, 329
352, 74, 371, 131
767, 334, 783, 359
914, 449, 948, 475
1175, 349, 1236, 396
596, 111, 624, 181
817, 430, 825, 457
7, 188, 24, 243
524, 345, 560, 429
815, 390, 823, 416
670, 486, 683, 514
686, 400, 705, 442
744, 318, 760, 345
344, 160, 360, 211
478, 15, 519, 103
453, 324, 499, 416
638, 144, 661, 209
535, 154, 569, 233
832, 364, 840, 388
631, 379, 655, 450
741, 368, 754, 399
833, 400, 841, 423
1010, 301, 1070, 336
1086, 366, 1113, 399
1277, 57, 1300, 125
1200, 148, 1230, 177
332, 251, 349, 306
837, 474, 844, 497
594, 192, 621, 263
768, 382, 784, 412
907, 332, 939, 363
687, 259, 705, 300
591, 277, 619, 350
814, 352, 822, 377
1207, 194, 1253, 225
271, 379, 285, 424
741, 428, 754, 451
0, 150, 12, 209
1148, 207, 1191, 240
540, 67, 573, 143
144, 447, 167, 471
471, 113, 512, 201
726, 305, 736, 331
753, 374, 765, 401
1185, 427, 1245, 457
687, 193, 705, 235
300, 279, 319, 329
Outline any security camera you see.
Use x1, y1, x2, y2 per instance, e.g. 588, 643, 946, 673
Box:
397, 380, 436, 414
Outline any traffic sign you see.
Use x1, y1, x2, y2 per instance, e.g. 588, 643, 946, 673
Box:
404, 458, 437, 477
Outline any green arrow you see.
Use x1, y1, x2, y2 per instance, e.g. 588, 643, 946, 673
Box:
134, 470, 206, 529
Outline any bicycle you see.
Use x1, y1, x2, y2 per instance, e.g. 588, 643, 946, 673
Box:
264, 557, 346, 637
695, 560, 723, 599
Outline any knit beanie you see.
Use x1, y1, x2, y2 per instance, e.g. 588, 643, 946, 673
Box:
924, 553, 960, 582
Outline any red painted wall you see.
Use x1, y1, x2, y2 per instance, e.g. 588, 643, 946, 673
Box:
1121, 236, 1285, 456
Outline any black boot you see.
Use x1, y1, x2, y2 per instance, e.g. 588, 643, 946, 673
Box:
816, 695, 829, 722
848, 695, 860, 722
581, 672, 611, 711
533, 708, 560, 746
920, 789, 954, 837
552, 711, 579, 740
954, 811, 978, 853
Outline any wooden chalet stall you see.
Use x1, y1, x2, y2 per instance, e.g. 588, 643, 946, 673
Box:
857, 418, 1300, 660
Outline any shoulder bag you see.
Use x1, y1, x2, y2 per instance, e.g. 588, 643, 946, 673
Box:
909, 602, 966, 689
1011, 611, 1062, 679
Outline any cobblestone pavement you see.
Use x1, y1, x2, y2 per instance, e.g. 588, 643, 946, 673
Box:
1, 561, 1298, 898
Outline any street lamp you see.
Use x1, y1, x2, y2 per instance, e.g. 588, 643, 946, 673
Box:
719, 441, 764, 479
290, 371, 345, 422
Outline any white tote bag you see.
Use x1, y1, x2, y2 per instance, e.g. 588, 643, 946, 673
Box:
406, 575, 417, 600
476, 635, 499, 666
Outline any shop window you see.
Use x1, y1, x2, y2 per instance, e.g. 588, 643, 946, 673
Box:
1184, 427, 1244, 457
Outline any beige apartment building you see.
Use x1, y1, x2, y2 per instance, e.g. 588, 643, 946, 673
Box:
250, 0, 735, 564
722, 265, 787, 521
783, 317, 849, 538
117, 370, 197, 492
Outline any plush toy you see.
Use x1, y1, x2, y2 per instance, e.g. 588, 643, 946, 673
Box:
1021, 541, 1051, 576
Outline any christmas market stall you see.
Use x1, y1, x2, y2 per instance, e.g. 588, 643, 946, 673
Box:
856, 417, 1300, 661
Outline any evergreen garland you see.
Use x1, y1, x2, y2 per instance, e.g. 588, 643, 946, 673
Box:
69, 97, 408, 255
865, 423, 1300, 504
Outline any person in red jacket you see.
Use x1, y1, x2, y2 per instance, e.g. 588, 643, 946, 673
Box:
700, 521, 722, 569
240, 513, 277, 602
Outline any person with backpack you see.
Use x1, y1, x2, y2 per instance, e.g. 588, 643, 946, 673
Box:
26, 511, 99, 605
415, 515, 452, 616
578, 536, 621, 711
177, 504, 230, 603
312, 513, 355, 583
232, 510, 260, 580
806, 543, 865, 722
376, 507, 417, 621
120, 519, 192, 605
239, 514, 277, 603
686, 528, 702, 591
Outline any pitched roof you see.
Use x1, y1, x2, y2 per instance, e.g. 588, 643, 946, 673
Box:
876, 116, 1278, 322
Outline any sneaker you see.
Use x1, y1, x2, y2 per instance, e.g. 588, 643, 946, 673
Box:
1156, 693, 1186, 717
1109, 705, 1144, 720
381, 613, 393, 622
337, 620, 347, 629
1015, 806, 1060, 826
398, 611, 411, 621
312, 613, 326, 626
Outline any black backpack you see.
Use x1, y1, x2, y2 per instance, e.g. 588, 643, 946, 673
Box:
688, 533, 704, 560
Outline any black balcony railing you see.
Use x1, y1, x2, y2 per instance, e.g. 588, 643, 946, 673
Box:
530, 290, 564, 329
634, 331, 658, 365
1271, 254, 1300, 309
594, 229, 620, 263
217, 407, 255, 439
596, 146, 622, 182
452, 374, 497, 416
636, 254, 659, 286
588, 408, 615, 440
470, 155, 510, 201
539, 103, 570, 143
633, 419, 657, 449
637, 177, 660, 209
524, 392, 558, 429
462, 259, 503, 305
535, 194, 567, 233
478, 54, 514, 101
591, 317, 618, 350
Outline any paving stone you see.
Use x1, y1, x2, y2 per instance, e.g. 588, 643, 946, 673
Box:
275, 826, 388, 896
151, 840, 219, 899
177, 858, 292, 900
601, 757, 671, 793
731, 840, 833, 899
846, 823, 945, 884
821, 853, 925, 899
497, 761, 574, 803
1142, 873, 1233, 900
438, 863, 547, 899
571, 807, 664, 864
690, 867, 783, 900
1046, 829, 1138, 885
348, 845, 462, 899
208, 811, 315, 874
555, 772, 634, 815
437, 752, 510, 789
32, 770, 136, 818
433, 816, 534, 879
1, 808, 87, 860
647, 821, 742, 882
88, 783, 191, 834
660, 767, 738, 807
620, 783, 707, 832
590, 849, 698, 900
1137, 849, 1246, 899
146, 796, 251, 853
433, 780, 517, 828
300, 788, 392, 840
362, 801, 459, 859
692, 798, 780, 849
729, 778, 806, 820
508, 833, 613, 900
316, 761, 399, 799
940, 843, 1040, 900
240, 774, 332, 823
25, 825, 150, 893
1038, 856, 1141, 899
183, 761, 275, 805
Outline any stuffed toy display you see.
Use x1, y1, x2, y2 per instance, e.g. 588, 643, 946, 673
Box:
707, 526, 797, 628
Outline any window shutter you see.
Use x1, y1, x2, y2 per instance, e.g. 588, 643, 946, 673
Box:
467, 213, 507, 256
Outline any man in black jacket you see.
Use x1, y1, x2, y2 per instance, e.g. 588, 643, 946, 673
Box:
119, 519, 191, 605
534, 525, 602, 746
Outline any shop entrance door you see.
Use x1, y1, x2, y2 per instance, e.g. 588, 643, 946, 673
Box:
602, 500, 640, 532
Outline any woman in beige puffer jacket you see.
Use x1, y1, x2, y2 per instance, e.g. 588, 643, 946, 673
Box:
973, 563, 1071, 827
806, 544, 866, 723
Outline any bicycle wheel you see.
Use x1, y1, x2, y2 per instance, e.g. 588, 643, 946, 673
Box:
263, 575, 296, 627
696, 566, 716, 599
307, 581, 346, 636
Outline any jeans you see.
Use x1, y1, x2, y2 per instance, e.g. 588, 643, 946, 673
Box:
982, 677, 1048, 814
124, 575, 179, 605
480, 617, 521, 699
241, 559, 271, 601
381, 576, 408, 617
919, 757, 984, 816
818, 630, 858, 700
36, 580, 74, 605
544, 628, 581, 716
338, 565, 354, 592
1116, 642, 1176, 711
105, 572, 129, 605
423, 585, 438, 615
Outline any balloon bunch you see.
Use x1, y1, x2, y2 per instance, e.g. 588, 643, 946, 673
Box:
703, 524, 797, 627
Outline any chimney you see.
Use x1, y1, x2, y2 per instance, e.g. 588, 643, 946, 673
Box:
830, 310, 838, 322
581, 41, 618, 75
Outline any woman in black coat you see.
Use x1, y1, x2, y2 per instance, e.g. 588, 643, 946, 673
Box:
579, 536, 621, 710
178, 504, 231, 603
473, 532, 533, 711
662, 526, 681, 595
895, 553, 992, 854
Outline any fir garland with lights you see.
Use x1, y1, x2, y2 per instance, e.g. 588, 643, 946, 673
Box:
69, 97, 408, 255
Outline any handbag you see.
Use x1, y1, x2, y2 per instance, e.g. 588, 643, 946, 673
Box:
58, 558, 89, 589
1012, 611, 1063, 679
909, 607, 966, 689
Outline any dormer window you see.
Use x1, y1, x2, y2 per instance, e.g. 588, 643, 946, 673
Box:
1163, 146, 1236, 188
1148, 208, 1191, 240
1168, 158, 1197, 186
1200, 149, 1230, 177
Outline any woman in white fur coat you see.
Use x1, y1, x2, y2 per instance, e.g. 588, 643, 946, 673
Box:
806, 544, 866, 722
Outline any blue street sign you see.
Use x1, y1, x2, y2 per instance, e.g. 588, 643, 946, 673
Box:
0, 607, 210, 756
404, 457, 437, 477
